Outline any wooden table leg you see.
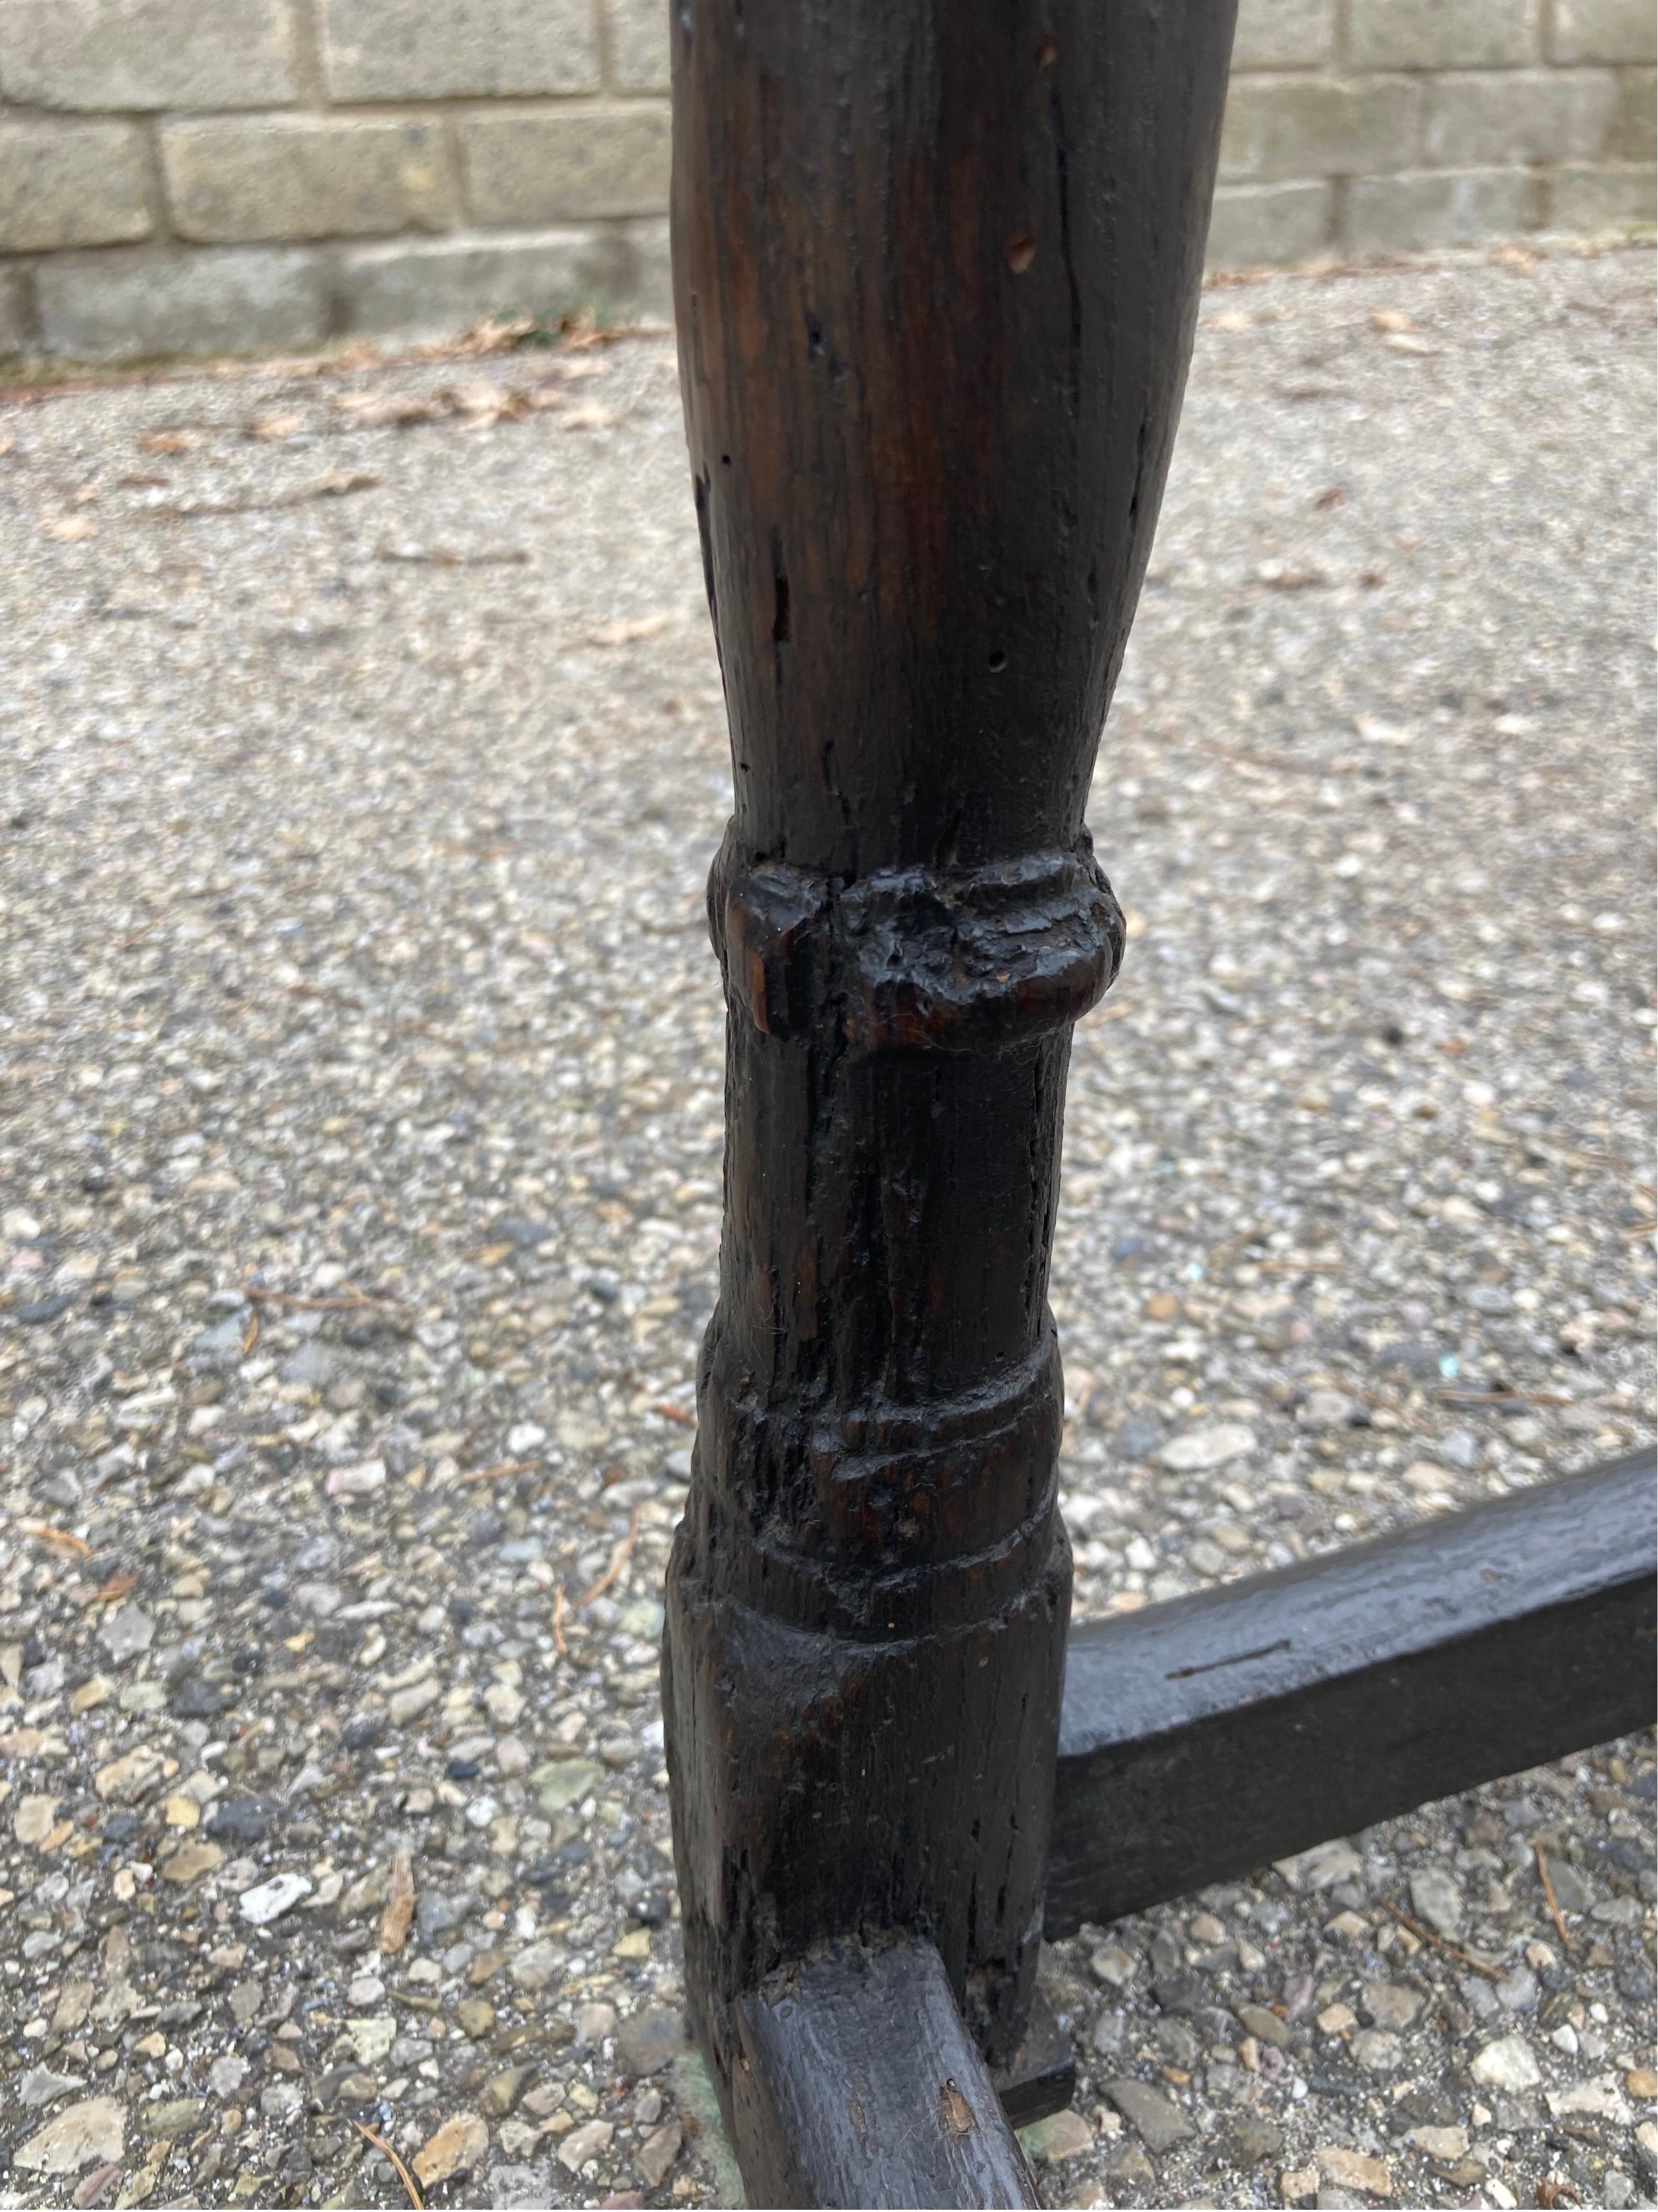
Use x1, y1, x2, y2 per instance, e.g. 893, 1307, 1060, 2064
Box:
660, 0, 1237, 2190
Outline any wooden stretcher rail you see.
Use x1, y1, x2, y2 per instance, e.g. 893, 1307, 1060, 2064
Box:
731, 1936, 1040, 2210
1046, 1449, 1658, 1936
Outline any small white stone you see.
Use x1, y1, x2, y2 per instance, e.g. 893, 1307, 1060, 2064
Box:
1274, 1838, 1362, 1892
1547, 2078, 1629, 2123
1300, 1389, 1359, 1428
13, 1794, 60, 1847
1470, 2033, 1541, 2093
98, 1604, 155, 1662
208, 2055, 247, 2098
1409, 2125, 1469, 2162
1352, 2028, 1404, 2074
1023, 2107, 1094, 2162
483, 1680, 524, 1729
15, 2097, 124, 2176
1409, 1866, 1463, 1938
325, 1458, 385, 1497
510, 1941, 565, 1991
349, 2016, 398, 2065
557, 2119, 614, 2173
389, 1677, 440, 1726
238, 1872, 312, 1925
20, 2065, 86, 2108
1156, 1423, 1254, 1472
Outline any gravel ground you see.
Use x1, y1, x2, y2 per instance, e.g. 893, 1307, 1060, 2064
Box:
0, 246, 1653, 2212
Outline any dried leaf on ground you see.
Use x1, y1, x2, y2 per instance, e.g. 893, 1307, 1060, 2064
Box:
379, 1849, 415, 1954
41, 515, 96, 541
452, 314, 534, 356
557, 307, 670, 350
136, 429, 203, 454
1256, 563, 1325, 592
443, 380, 533, 426
301, 469, 382, 500
412, 2112, 487, 2188
334, 392, 447, 430
586, 612, 669, 647
562, 402, 617, 431
247, 412, 305, 441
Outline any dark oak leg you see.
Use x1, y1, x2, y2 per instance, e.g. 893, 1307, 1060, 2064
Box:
660, 0, 1237, 2194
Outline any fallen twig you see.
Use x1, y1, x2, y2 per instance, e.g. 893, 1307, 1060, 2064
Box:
460, 1460, 537, 1485
18, 1522, 92, 1558
377, 541, 529, 566
243, 1285, 401, 1313
351, 2121, 423, 2210
551, 1584, 569, 1657
1380, 1897, 1505, 1980
1436, 1387, 1574, 1409
581, 1506, 643, 1606
143, 469, 380, 518
1207, 1222, 1266, 1269
1534, 1844, 1573, 1952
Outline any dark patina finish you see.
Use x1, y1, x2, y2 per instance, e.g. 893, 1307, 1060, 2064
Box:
654, 3, 1654, 2206
659, 0, 1237, 2174
1047, 1445, 1658, 1935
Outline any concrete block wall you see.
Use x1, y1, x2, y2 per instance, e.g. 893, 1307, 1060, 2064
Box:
1212, 0, 1656, 265
0, 0, 1651, 362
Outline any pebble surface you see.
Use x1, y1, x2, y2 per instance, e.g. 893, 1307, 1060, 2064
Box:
0, 248, 1653, 2211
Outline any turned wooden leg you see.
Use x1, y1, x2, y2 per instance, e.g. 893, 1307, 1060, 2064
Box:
660, 0, 1236, 2198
